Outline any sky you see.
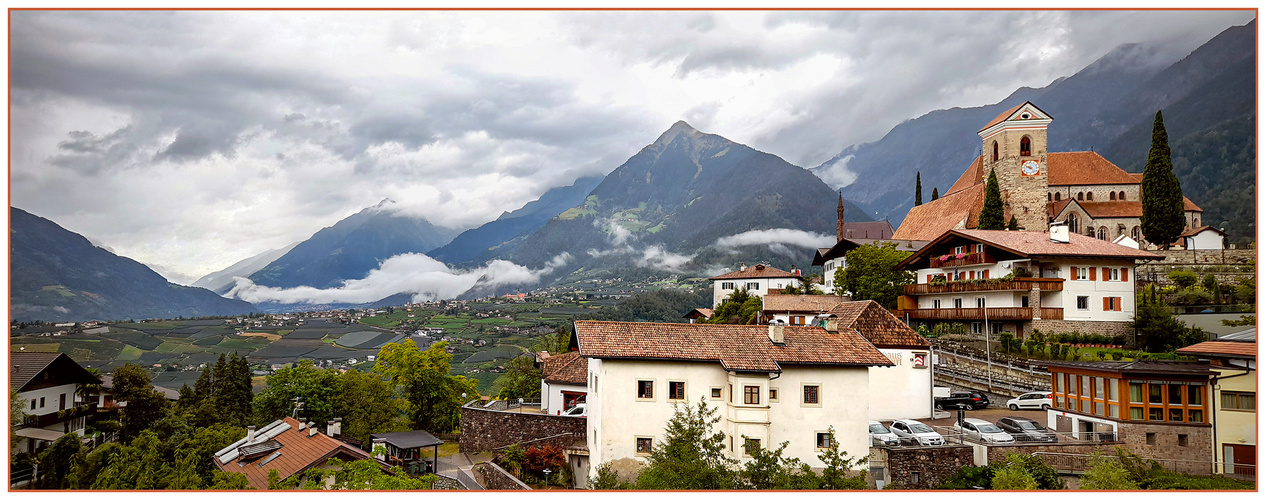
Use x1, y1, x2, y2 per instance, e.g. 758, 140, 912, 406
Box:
7, 8, 1256, 285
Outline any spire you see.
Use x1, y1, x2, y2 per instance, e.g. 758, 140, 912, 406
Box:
836, 194, 844, 243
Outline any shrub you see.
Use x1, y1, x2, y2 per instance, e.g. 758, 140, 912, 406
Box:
1167, 270, 1198, 289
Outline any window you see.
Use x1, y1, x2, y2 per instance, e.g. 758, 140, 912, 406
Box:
743, 438, 761, 456
1178, 434, 1189, 447
1148, 407, 1163, 421
1188, 409, 1204, 422
744, 386, 760, 405
1108, 379, 1119, 402
953, 245, 965, 255
30, 400, 35, 410
976, 297, 986, 308
1082, 376, 1090, 396
1221, 391, 1254, 410
1146, 433, 1157, 445
722, 282, 735, 290
1108, 268, 1119, 281
1110, 191, 1116, 200
1067, 212, 1078, 233
1129, 382, 1143, 403
669, 381, 685, 401
1055, 192, 1062, 202
1087, 191, 1094, 201
729, 384, 733, 403
1072, 266, 1087, 280
1021, 295, 1029, 308
1148, 384, 1162, 404
1093, 377, 1102, 398
816, 432, 835, 449
933, 299, 942, 309
1077, 192, 1084, 201
1103, 297, 1121, 311
790, 316, 805, 326
1098, 227, 1107, 240
1131, 227, 1140, 242
1119, 191, 1126, 200
1168, 384, 1183, 406
769, 388, 779, 402
1169, 408, 1183, 421
637, 380, 654, 399
746, 282, 760, 290
974, 244, 985, 253
992, 141, 999, 161
636, 437, 653, 455
1020, 136, 1031, 156
954, 298, 963, 309
1077, 296, 1089, 310
971, 322, 983, 335
711, 387, 723, 400
39, 397, 45, 408
59, 394, 66, 411
1130, 407, 1143, 419
803, 385, 820, 405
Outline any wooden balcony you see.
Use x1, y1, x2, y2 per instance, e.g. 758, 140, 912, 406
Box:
904, 277, 1064, 295
19, 403, 96, 429
929, 252, 996, 268
898, 307, 1063, 321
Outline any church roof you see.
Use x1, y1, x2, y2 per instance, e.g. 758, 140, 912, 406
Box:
892, 184, 981, 241
979, 103, 1028, 132
1046, 152, 1139, 186
946, 156, 984, 196
838, 221, 895, 240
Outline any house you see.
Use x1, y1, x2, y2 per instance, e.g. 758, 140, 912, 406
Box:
540, 350, 588, 415
1175, 226, 1228, 250
1043, 360, 1215, 475
10, 352, 100, 454
822, 300, 933, 421
814, 198, 928, 293
213, 417, 376, 490
707, 264, 800, 307
761, 294, 851, 326
892, 101, 1205, 249
573, 319, 893, 482
682, 308, 713, 323
893, 226, 1162, 337
1175, 336, 1256, 479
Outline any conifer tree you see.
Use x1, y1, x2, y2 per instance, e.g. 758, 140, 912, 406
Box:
915, 172, 923, 206
1140, 110, 1186, 249
931, 187, 939, 201
1007, 215, 1019, 231
978, 169, 1005, 230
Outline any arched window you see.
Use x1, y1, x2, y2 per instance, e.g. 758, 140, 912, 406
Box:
1077, 192, 1084, 201
1132, 226, 1140, 242
1119, 191, 1126, 200
992, 141, 999, 162
1194, 216, 1200, 227
1020, 136, 1032, 156
1086, 192, 1093, 201
1087, 227, 1096, 237
1109, 192, 1116, 201
1048, 192, 1052, 202
1098, 227, 1107, 240
1054, 192, 1061, 201
1067, 213, 1079, 234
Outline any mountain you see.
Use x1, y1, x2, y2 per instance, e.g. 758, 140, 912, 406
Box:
246, 200, 460, 289
815, 20, 1255, 243
9, 207, 258, 322
193, 242, 300, 294
427, 175, 604, 265
485, 121, 870, 276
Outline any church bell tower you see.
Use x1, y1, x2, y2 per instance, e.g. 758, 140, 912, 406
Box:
977, 102, 1052, 231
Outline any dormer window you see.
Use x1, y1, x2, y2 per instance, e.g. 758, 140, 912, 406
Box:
1110, 192, 1116, 200
1054, 193, 1061, 201
1086, 192, 1093, 201
1077, 192, 1084, 201
1020, 136, 1031, 156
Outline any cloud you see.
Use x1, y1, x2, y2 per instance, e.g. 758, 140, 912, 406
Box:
636, 246, 695, 272
813, 155, 858, 190
225, 252, 571, 304
715, 228, 836, 252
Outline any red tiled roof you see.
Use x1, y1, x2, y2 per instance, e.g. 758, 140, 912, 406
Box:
574, 321, 893, 372
839, 221, 895, 240
978, 103, 1027, 133
897, 229, 1162, 270
763, 294, 851, 314
216, 417, 375, 490
10, 352, 98, 392
1178, 225, 1227, 238
891, 184, 982, 241
709, 264, 797, 280
827, 300, 930, 349
1175, 341, 1256, 359
1047, 152, 1138, 186
1183, 197, 1202, 212
542, 351, 588, 385
946, 156, 984, 195
1047, 198, 1074, 219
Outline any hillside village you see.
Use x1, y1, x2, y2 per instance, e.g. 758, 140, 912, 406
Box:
11, 103, 1256, 491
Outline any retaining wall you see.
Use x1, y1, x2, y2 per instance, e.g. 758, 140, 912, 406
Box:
459, 403, 587, 453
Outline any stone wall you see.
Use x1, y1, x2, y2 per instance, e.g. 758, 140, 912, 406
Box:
459, 404, 587, 453
474, 462, 532, 490
879, 445, 975, 489
1027, 320, 1133, 337
1145, 249, 1255, 265
984, 423, 1213, 476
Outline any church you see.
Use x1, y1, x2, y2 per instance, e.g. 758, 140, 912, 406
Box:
891, 101, 1209, 248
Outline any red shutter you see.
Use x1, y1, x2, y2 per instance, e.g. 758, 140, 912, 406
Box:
970, 271, 976, 279
1089, 268, 1097, 281
1121, 268, 1129, 281
1070, 266, 1078, 280
1103, 297, 1110, 311
983, 270, 990, 279
1115, 298, 1122, 311
1102, 267, 1110, 281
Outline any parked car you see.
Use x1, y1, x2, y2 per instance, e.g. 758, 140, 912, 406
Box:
869, 421, 900, 446
996, 416, 1057, 443
563, 403, 587, 417
1005, 391, 1053, 410
934, 391, 990, 410
889, 419, 945, 446
951, 418, 1015, 444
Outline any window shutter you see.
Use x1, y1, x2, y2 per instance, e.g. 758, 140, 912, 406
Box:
1089, 268, 1097, 281
1103, 297, 1110, 311
1070, 266, 1078, 280
1114, 298, 1122, 311
1121, 268, 1129, 281
1102, 267, 1110, 281
983, 270, 989, 279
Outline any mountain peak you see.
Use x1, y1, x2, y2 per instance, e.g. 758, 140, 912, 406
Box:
654, 120, 703, 145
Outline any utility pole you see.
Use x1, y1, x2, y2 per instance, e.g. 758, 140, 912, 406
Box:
984, 308, 993, 393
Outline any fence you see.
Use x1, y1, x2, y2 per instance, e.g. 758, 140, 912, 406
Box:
437, 469, 484, 490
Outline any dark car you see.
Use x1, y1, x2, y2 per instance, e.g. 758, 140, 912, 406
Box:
996, 416, 1057, 443
934, 391, 990, 410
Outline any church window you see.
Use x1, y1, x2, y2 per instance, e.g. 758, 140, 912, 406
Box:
1020, 136, 1031, 156
992, 141, 999, 162
1067, 213, 1079, 234
1097, 227, 1107, 240
1054, 193, 1061, 201
1077, 192, 1083, 201
1110, 192, 1116, 201
1048, 192, 1052, 202
1086, 192, 1093, 201
1132, 227, 1140, 241
1119, 191, 1126, 200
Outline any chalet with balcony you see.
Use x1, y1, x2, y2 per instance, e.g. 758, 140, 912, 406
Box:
893, 227, 1161, 337
10, 352, 100, 454
708, 264, 800, 307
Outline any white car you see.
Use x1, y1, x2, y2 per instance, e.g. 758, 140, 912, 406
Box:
563, 403, 587, 417
868, 421, 900, 446
1006, 391, 1053, 410
889, 419, 944, 446
952, 418, 1015, 444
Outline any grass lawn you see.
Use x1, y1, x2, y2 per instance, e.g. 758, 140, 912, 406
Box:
435, 442, 461, 457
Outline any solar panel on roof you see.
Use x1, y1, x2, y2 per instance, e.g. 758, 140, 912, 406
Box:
238, 439, 283, 460
258, 451, 282, 467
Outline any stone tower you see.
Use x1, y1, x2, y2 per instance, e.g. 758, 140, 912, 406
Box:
977, 102, 1052, 231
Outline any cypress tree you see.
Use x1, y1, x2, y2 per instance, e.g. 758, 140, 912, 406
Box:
1007, 215, 1019, 231
1140, 110, 1186, 249
931, 187, 939, 201
978, 169, 1005, 230
915, 172, 923, 206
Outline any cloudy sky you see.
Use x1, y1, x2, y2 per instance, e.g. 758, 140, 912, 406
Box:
8, 9, 1254, 284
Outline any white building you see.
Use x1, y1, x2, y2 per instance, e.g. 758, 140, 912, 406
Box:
813, 238, 927, 294
708, 264, 800, 308
894, 227, 1162, 337
761, 294, 851, 326
821, 300, 934, 421
540, 350, 587, 415
1176, 225, 1228, 250
573, 320, 893, 483
11, 352, 99, 455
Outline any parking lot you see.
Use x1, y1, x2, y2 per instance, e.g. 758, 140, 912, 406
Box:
873, 407, 1116, 448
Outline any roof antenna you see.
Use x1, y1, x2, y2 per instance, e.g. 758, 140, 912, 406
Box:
291, 397, 304, 419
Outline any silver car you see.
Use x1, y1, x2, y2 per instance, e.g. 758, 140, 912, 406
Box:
869, 421, 900, 446
889, 419, 944, 446
952, 418, 1016, 444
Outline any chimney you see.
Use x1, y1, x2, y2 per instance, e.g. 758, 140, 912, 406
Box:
328, 418, 341, 437
768, 324, 785, 344
246, 425, 257, 443
1049, 221, 1070, 243
298, 418, 307, 432
307, 421, 317, 437
739, 262, 747, 272
837, 194, 844, 242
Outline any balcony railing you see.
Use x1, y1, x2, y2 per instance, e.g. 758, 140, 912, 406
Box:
929, 253, 996, 268
904, 277, 1064, 295
20, 403, 96, 429
899, 307, 1063, 321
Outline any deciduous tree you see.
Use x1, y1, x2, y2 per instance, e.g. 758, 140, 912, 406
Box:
839, 242, 916, 309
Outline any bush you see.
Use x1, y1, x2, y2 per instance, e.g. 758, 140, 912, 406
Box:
1080, 453, 1138, 490
1167, 270, 1198, 289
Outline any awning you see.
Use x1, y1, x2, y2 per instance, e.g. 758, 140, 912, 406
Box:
16, 427, 65, 442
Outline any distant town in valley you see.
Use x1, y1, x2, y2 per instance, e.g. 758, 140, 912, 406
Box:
8, 9, 1256, 493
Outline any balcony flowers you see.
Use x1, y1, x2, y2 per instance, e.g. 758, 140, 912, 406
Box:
955, 252, 967, 259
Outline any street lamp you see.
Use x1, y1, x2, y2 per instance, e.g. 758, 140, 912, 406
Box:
543, 468, 552, 487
